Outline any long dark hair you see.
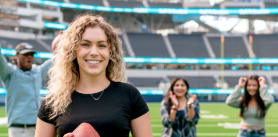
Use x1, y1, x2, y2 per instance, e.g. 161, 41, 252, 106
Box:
240, 75, 266, 118
163, 77, 190, 113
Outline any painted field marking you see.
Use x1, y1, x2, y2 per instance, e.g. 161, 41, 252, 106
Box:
0, 117, 7, 125
200, 110, 210, 114
218, 122, 240, 129
201, 114, 228, 119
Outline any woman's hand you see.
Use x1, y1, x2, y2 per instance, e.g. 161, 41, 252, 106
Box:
258, 76, 266, 86
187, 94, 197, 106
238, 77, 247, 88
63, 133, 74, 137
169, 91, 178, 107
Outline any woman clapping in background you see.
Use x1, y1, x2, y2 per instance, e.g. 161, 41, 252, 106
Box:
160, 77, 200, 137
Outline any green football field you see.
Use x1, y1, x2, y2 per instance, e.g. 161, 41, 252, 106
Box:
0, 103, 277, 137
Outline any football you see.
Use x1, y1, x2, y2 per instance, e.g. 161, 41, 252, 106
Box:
72, 122, 100, 137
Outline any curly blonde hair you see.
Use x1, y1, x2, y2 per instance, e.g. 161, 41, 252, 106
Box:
45, 14, 126, 118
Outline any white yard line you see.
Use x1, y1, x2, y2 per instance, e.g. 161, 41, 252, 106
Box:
0, 117, 7, 125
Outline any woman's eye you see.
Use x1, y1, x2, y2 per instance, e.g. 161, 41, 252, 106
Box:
81, 43, 89, 47
99, 44, 107, 48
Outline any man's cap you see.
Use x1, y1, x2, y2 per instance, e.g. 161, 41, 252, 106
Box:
16, 43, 36, 54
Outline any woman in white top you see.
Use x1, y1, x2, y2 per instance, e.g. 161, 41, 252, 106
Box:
226, 75, 274, 137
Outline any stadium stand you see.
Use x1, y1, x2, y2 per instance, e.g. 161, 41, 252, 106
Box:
127, 32, 170, 57
49, 0, 65, 2
252, 34, 278, 57
119, 35, 130, 57
273, 76, 278, 83
1, 1, 278, 136
108, 0, 144, 7
42, 39, 54, 47
128, 77, 164, 88
148, 1, 183, 8
220, 0, 261, 8
1, 0, 278, 103
207, 35, 249, 58
168, 76, 216, 89
223, 76, 240, 88
264, 0, 278, 7
0, 36, 51, 52
168, 34, 209, 57
70, 0, 104, 6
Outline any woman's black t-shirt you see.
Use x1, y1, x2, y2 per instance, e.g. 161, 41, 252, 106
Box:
38, 81, 149, 137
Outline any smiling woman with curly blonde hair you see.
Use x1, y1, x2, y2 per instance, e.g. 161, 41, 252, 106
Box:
35, 14, 153, 137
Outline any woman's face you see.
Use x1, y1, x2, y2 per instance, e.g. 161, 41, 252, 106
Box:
246, 79, 259, 96
172, 79, 187, 97
76, 26, 110, 78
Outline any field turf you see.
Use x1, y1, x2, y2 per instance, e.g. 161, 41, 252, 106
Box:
0, 103, 277, 137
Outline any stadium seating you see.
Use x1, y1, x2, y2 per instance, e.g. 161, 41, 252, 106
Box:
49, 0, 64, 2
1, 33, 278, 90
252, 34, 278, 57
0, 36, 50, 52
264, 0, 278, 7
273, 76, 278, 83
108, 0, 143, 7
148, 1, 183, 8
119, 35, 130, 57
128, 77, 164, 88
127, 32, 170, 57
42, 39, 53, 47
222, 76, 240, 88
168, 76, 216, 89
168, 34, 209, 57
70, 0, 104, 6
208, 36, 249, 58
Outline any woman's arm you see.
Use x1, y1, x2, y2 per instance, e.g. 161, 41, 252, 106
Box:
35, 118, 56, 137
226, 77, 246, 108
185, 99, 200, 126
187, 95, 197, 121
160, 101, 176, 127
259, 84, 274, 109
131, 112, 153, 137
169, 106, 178, 121
225, 85, 243, 108
187, 104, 196, 121
258, 77, 274, 109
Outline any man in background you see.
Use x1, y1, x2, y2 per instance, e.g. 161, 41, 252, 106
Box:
0, 42, 53, 137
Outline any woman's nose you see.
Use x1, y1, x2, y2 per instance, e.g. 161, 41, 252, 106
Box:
89, 45, 99, 54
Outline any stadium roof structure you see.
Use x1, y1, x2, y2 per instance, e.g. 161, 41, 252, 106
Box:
14, 0, 278, 15
1, 0, 278, 34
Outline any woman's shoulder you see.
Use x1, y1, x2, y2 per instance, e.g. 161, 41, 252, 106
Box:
112, 81, 138, 91
110, 81, 141, 97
